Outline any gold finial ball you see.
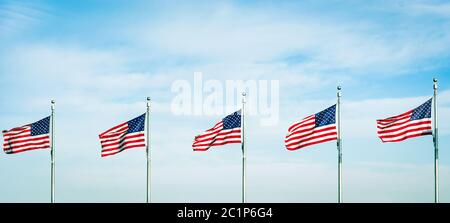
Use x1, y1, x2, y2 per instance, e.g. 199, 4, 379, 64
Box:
337, 86, 342, 90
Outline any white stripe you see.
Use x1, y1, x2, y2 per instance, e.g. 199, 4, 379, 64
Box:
101, 142, 145, 155
285, 125, 337, 145
2, 126, 30, 135
286, 135, 337, 149
100, 132, 144, 144
3, 131, 32, 140
193, 132, 242, 146
4, 134, 49, 144
101, 135, 145, 150
201, 122, 224, 134
4, 143, 50, 152
377, 114, 412, 128
288, 121, 316, 134
378, 123, 432, 138
380, 130, 432, 141
194, 128, 239, 141
193, 138, 242, 150
288, 116, 315, 132
377, 118, 431, 131
4, 138, 50, 149
285, 123, 317, 141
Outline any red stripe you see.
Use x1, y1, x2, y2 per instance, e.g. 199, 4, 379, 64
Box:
194, 123, 224, 140
101, 139, 145, 152
99, 127, 129, 139
101, 144, 146, 157
193, 140, 241, 151
4, 145, 50, 154
194, 127, 224, 141
377, 110, 413, 123
4, 140, 50, 150
380, 132, 432, 143
193, 129, 241, 144
2, 132, 33, 141
100, 133, 145, 146
377, 120, 431, 134
99, 122, 128, 138
379, 126, 432, 140
287, 115, 315, 132
2, 127, 30, 136
285, 126, 336, 143
3, 135, 49, 146
285, 131, 337, 148
376, 116, 414, 129
286, 137, 337, 150
192, 135, 242, 147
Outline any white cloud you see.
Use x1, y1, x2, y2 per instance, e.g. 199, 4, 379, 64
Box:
120, 2, 450, 76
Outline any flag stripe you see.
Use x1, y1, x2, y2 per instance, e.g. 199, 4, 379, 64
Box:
377, 120, 431, 135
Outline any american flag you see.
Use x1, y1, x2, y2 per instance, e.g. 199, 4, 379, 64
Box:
99, 114, 146, 157
2, 116, 51, 154
193, 110, 242, 151
285, 105, 337, 150
377, 99, 432, 143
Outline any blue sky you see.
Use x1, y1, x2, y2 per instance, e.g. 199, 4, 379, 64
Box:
1, 0, 450, 203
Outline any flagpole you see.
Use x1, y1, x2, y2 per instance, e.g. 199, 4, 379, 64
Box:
241, 92, 246, 203
337, 86, 342, 203
146, 97, 151, 203
50, 100, 55, 203
433, 78, 439, 203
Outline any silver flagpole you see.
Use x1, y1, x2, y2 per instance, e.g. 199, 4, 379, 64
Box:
433, 79, 439, 203
50, 100, 55, 203
337, 86, 343, 203
241, 92, 246, 203
146, 97, 151, 203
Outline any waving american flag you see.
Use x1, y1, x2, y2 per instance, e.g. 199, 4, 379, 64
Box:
285, 105, 337, 150
377, 99, 432, 143
99, 114, 146, 157
2, 116, 51, 154
193, 110, 242, 151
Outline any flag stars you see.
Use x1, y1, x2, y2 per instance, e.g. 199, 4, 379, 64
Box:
127, 114, 146, 133
315, 105, 336, 127
411, 99, 432, 121
31, 116, 50, 136
223, 110, 241, 130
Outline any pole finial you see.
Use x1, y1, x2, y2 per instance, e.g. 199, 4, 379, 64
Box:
147, 97, 151, 101
242, 92, 247, 97
433, 78, 438, 83
337, 86, 342, 97
51, 100, 55, 104
433, 78, 438, 90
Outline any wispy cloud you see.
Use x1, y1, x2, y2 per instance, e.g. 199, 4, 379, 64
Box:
0, 1, 47, 37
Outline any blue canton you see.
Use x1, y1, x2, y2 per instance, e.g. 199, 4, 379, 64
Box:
31, 116, 50, 136
127, 114, 146, 133
411, 98, 432, 121
315, 105, 336, 127
223, 110, 241, 130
